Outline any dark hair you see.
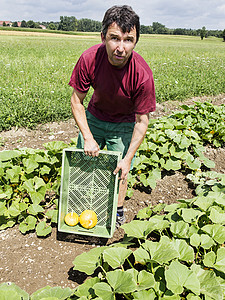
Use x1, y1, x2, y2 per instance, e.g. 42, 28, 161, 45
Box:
102, 5, 140, 43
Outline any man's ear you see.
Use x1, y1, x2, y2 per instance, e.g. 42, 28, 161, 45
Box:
101, 32, 105, 44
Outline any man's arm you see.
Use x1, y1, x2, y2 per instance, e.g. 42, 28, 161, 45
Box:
113, 113, 149, 181
71, 88, 100, 156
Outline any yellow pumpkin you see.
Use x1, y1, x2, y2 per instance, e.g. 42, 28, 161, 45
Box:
79, 210, 97, 229
64, 212, 79, 226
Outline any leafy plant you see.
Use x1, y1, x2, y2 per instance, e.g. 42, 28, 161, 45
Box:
127, 101, 224, 197
72, 173, 225, 299
0, 102, 223, 237
0, 141, 72, 236
0, 283, 75, 300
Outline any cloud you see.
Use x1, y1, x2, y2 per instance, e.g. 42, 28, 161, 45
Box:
0, 0, 225, 30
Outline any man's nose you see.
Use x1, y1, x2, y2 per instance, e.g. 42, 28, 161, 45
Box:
117, 41, 124, 52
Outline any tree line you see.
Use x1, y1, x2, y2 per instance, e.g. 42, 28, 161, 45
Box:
7, 17, 225, 40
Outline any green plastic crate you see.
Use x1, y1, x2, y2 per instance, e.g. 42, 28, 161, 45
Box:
58, 148, 122, 238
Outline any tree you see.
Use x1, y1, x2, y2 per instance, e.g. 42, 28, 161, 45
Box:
222, 29, 225, 42
152, 22, 169, 34
58, 16, 77, 31
27, 20, 36, 28
77, 18, 101, 32
200, 26, 206, 40
140, 25, 153, 34
21, 20, 27, 28
48, 22, 57, 30
12, 21, 18, 27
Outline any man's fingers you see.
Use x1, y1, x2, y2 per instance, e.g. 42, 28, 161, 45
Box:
113, 167, 119, 175
85, 150, 99, 157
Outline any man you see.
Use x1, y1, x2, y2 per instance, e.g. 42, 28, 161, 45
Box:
69, 5, 156, 227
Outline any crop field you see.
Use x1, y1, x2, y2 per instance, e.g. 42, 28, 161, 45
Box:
0, 32, 225, 299
0, 33, 224, 131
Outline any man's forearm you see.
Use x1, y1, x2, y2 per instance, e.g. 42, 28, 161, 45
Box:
71, 89, 100, 156
71, 89, 93, 141
123, 114, 149, 163
71, 102, 93, 141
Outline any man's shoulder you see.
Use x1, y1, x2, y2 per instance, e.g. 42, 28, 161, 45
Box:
130, 51, 153, 84
131, 51, 152, 71
82, 43, 105, 59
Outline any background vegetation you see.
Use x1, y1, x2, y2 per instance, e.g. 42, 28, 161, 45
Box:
0, 33, 224, 131
2, 16, 225, 39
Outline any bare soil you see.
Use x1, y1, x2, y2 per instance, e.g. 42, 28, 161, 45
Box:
0, 94, 224, 295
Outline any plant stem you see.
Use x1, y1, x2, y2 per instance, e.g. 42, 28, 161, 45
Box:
123, 293, 132, 300
126, 258, 135, 269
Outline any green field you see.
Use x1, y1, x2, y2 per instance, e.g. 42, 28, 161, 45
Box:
0, 33, 224, 131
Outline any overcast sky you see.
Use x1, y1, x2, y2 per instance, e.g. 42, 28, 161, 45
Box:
1, 0, 225, 30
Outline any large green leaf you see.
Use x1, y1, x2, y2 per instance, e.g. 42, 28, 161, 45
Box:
186, 157, 201, 170
22, 158, 39, 174
172, 239, 194, 261
0, 290, 21, 300
22, 177, 47, 204
203, 251, 216, 268
201, 224, 225, 244
165, 260, 200, 295
46, 209, 58, 223
170, 221, 189, 238
19, 215, 37, 234
214, 247, 225, 273
0, 216, 16, 230
190, 233, 215, 249
201, 156, 215, 169
106, 270, 137, 294
30, 286, 73, 300
164, 158, 181, 171
186, 294, 202, 300
149, 236, 179, 264
28, 204, 44, 216
43, 141, 68, 154
121, 220, 155, 239
73, 246, 107, 275
93, 282, 115, 300
5, 166, 22, 183
0, 150, 21, 161
36, 221, 52, 237
0, 282, 29, 300
181, 208, 203, 224
191, 264, 223, 299
161, 294, 180, 299
136, 270, 155, 291
194, 196, 215, 212
209, 208, 225, 225
200, 234, 216, 249
149, 216, 170, 232
103, 247, 132, 269
132, 289, 156, 299
8, 201, 21, 217
136, 206, 152, 219
133, 247, 150, 264
74, 277, 100, 298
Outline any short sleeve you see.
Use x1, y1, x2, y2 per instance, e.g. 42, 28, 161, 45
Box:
133, 74, 156, 114
68, 55, 91, 93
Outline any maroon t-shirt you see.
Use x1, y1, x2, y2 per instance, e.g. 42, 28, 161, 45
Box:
69, 44, 156, 122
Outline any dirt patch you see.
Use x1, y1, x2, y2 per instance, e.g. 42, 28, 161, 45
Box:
0, 94, 224, 294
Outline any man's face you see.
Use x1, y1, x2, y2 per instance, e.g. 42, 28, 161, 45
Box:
101, 22, 137, 68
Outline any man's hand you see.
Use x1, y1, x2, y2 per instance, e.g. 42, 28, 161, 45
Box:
113, 158, 131, 184
84, 138, 100, 157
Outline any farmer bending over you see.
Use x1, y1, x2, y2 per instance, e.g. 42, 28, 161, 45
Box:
69, 5, 156, 228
